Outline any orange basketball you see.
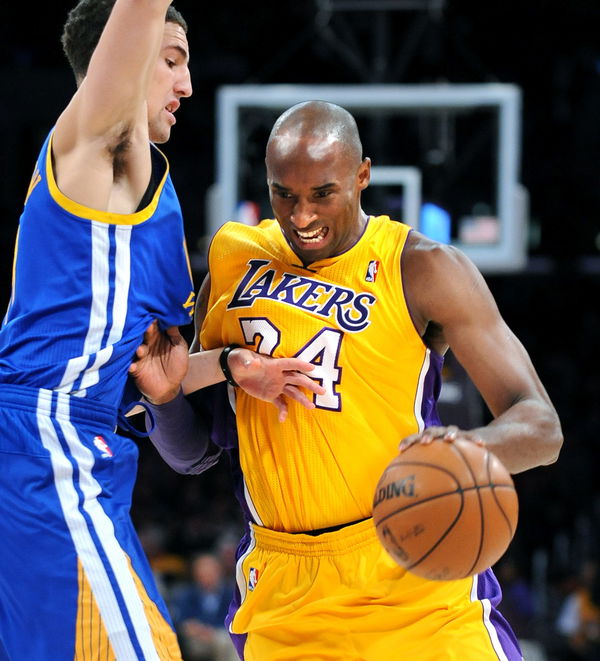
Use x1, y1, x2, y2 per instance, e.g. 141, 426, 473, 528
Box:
372, 439, 518, 581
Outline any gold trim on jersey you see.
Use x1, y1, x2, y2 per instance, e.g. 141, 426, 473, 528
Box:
46, 132, 170, 226
75, 559, 116, 660
128, 557, 182, 660
182, 240, 196, 318
74, 556, 182, 661
4, 226, 20, 321
183, 290, 196, 318
24, 166, 41, 204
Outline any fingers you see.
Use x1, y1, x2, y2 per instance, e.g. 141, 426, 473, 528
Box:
129, 331, 153, 373
399, 426, 484, 452
398, 434, 419, 453
273, 396, 289, 423
440, 425, 459, 442
284, 372, 326, 396
233, 351, 326, 412
135, 343, 149, 360
270, 358, 317, 373
165, 325, 187, 348
282, 385, 317, 410
144, 320, 159, 340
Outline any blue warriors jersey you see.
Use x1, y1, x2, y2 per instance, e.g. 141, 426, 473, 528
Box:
0, 131, 195, 409
0, 130, 192, 659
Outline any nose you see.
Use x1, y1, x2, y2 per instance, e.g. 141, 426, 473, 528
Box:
177, 66, 193, 99
290, 199, 317, 229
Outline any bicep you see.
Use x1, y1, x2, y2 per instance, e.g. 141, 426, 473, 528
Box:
419, 247, 550, 418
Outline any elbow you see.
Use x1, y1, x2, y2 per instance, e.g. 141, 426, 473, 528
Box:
541, 412, 564, 466
543, 436, 563, 466
172, 462, 197, 476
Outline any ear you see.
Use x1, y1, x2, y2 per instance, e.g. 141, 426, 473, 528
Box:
357, 157, 371, 191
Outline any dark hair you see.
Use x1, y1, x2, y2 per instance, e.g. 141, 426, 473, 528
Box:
61, 0, 187, 83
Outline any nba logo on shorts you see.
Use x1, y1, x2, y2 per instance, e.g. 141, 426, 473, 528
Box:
365, 260, 379, 282
248, 567, 259, 591
93, 435, 113, 458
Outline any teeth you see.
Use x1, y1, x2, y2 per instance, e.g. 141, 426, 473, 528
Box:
297, 228, 322, 239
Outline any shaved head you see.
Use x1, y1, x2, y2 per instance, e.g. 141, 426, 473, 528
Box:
264, 101, 371, 266
266, 101, 363, 167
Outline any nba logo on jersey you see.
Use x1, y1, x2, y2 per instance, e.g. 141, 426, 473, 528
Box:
248, 567, 260, 591
365, 260, 379, 282
93, 435, 113, 458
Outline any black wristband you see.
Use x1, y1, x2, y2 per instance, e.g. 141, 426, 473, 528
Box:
219, 344, 241, 387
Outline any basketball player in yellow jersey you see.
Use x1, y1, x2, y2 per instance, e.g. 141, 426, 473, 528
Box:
140, 101, 563, 660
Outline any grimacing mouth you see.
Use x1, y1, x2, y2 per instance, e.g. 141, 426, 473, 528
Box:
294, 226, 329, 244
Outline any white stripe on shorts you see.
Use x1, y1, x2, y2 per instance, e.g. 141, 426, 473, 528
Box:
37, 390, 160, 660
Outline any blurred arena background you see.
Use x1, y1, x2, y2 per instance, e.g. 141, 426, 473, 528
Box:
1, 1, 600, 658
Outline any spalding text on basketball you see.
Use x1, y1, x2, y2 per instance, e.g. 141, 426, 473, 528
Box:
372, 474, 416, 508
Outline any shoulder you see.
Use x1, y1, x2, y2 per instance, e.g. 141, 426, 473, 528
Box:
402, 231, 491, 331
403, 231, 476, 292
403, 230, 469, 269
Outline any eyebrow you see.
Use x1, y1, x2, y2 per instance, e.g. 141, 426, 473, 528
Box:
165, 44, 189, 62
271, 182, 337, 192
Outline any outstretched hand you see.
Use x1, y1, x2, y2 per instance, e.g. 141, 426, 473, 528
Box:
399, 425, 484, 453
228, 349, 326, 422
129, 321, 189, 404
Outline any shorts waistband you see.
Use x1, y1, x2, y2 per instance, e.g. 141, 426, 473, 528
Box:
250, 517, 378, 556
0, 383, 118, 429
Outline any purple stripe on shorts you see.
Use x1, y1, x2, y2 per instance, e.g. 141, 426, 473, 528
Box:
224, 528, 252, 660
478, 569, 523, 660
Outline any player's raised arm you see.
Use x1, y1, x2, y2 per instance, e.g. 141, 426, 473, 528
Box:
52, 0, 190, 210
60, 0, 171, 136
402, 232, 563, 474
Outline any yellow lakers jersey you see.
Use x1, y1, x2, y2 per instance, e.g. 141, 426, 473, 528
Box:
201, 216, 443, 532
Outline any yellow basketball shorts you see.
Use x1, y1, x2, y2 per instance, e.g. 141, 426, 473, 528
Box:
228, 518, 522, 661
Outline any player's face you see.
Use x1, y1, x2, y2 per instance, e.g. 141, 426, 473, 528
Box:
147, 22, 192, 144
267, 139, 370, 265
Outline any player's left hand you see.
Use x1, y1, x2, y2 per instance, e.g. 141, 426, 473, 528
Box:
399, 425, 484, 452
228, 349, 326, 423
129, 321, 189, 405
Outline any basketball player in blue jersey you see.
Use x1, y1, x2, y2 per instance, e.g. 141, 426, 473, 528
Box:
0, 2, 322, 659
132, 101, 563, 660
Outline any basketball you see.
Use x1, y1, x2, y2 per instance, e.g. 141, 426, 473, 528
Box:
372, 439, 518, 581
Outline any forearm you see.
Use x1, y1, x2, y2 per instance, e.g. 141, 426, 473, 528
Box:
145, 389, 219, 474
473, 398, 562, 474
181, 349, 226, 394
86, 0, 172, 113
